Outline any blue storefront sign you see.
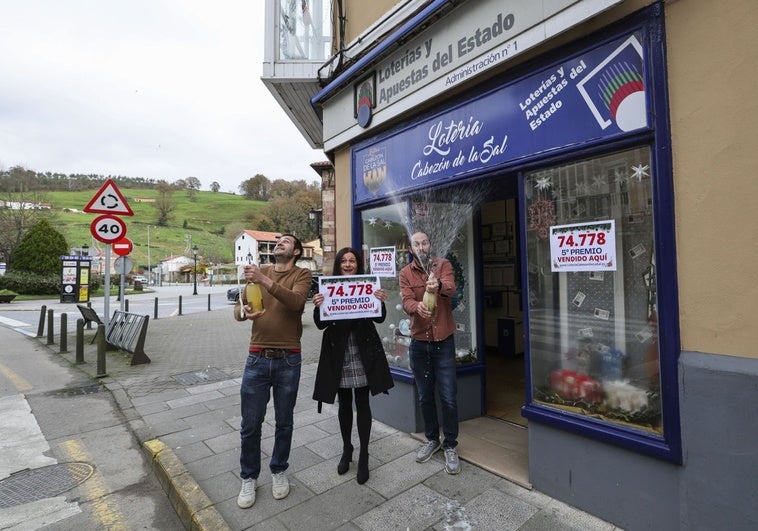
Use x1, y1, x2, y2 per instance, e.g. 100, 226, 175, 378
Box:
353, 31, 647, 204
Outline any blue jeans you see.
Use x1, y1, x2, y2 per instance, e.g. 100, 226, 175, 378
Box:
239, 352, 301, 480
409, 335, 458, 449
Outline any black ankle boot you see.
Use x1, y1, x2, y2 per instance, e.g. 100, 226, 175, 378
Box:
337, 444, 353, 475
356, 451, 369, 484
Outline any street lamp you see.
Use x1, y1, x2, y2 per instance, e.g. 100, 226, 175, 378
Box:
309, 208, 323, 246
192, 245, 199, 295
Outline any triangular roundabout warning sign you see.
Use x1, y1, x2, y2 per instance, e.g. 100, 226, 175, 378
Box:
83, 179, 134, 216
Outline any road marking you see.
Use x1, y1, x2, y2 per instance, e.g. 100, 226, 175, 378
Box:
0, 496, 81, 529
0, 316, 31, 328
0, 362, 32, 392
0, 394, 57, 480
60, 439, 127, 530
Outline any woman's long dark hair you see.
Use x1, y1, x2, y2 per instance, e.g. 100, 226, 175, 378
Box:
332, 247, 364, 275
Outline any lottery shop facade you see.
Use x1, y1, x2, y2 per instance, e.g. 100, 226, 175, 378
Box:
300, 1, 757, 527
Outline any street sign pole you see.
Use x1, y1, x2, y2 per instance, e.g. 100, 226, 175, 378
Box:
120, 258, 126, 312
104, 244, 111, 326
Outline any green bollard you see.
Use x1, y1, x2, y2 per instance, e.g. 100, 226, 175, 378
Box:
96, 324, 107, 378
37, 305, 47, 337
76, 319, 85, 363
60, 313, 68, 353
47, 309, 54, 345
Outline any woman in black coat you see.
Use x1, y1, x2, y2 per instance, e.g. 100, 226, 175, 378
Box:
312, 247, 394, 484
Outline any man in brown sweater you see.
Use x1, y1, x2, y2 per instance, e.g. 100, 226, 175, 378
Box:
233, 234, 311, 509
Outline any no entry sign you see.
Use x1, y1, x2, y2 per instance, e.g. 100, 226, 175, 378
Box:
113, 237, 133, 256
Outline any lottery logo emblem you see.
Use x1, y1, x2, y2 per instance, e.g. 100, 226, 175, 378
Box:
577, 34, 647, 132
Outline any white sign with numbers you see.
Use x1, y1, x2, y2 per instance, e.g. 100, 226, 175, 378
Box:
90, 214, 127, 243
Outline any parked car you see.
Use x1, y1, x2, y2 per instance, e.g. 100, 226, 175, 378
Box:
227, 286, 242, 302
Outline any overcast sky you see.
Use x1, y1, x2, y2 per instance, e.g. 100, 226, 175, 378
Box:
0, 0, 323, 193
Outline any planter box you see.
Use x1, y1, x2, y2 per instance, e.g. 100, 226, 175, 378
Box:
0, 295, 16, 303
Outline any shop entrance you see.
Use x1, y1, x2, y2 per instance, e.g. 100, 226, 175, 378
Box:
479, 194, 526, 427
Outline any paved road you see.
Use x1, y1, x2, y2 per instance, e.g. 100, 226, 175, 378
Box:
0, 325, 182, 529
0, 284, 237, 334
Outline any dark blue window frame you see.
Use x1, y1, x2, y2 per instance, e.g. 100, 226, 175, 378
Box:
519, 5, 681, 463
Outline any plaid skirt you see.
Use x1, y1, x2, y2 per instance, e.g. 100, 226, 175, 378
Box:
339, 331, 368, 388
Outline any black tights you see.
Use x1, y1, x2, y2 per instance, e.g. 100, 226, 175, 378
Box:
337, 386, 371, 456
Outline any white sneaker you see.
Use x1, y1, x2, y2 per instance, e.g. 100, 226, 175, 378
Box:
271, 471, 290, 500
444, 448, 461, 475
237, 477, 256, 508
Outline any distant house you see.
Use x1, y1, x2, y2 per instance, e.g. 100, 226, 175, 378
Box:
234, 230, 282, 266
0, 200, 51, 210
233, 230, 319, 271
156, 255, 193, 284
133, 197, 156, 203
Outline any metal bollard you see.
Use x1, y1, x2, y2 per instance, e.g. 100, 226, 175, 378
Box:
96, 324, 107, 378
178, 295, 183, 316
125, 299, 129, 312
47, 309, 55, 345
207, 293, 211, 311
154, 297, 159, 320
37, 305, 47, 337
60, 313, 68, 353
76, 319, 84, 363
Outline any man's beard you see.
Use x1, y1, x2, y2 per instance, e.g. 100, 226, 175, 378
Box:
414, 251, 430, 268
274, 249, 293, 263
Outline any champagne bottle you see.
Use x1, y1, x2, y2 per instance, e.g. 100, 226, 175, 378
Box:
422, 272, 437, 316
245, 282, 264, 313
244, 256, 264, 313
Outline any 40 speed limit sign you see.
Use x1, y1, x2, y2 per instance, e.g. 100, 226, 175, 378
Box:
90, 214, 127, 243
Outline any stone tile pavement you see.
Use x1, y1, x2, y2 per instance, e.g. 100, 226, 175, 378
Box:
20, 298, 621, 530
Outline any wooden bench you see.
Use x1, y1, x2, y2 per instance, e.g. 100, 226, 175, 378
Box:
104, 310, 151, 365
76, 304, 105, 344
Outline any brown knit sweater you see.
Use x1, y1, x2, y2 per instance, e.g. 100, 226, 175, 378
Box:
233, 265, 312, 350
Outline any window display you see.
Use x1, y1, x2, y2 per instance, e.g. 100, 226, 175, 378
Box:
360, 191, 479, 371
524, 147, 662, 434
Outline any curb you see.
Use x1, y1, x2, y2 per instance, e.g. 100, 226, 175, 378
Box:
143, 439, 231, 531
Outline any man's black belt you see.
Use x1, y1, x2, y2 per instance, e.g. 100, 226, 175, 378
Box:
251, 348, 298, 359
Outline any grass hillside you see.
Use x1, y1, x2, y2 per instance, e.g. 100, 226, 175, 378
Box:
44, 188, 266, 270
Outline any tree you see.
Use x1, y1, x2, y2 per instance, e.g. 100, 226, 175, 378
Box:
186, 176, 201, 191
210, 181, 220, 193
0, 165, 37, 193
186, 176, 201, 202
239, 174, 271, 201
0, 167, 54, 267
262, 196, 313, 238
10, 219, 69, 275
153, 181, 176, 226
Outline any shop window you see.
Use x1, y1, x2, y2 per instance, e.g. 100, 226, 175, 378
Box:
360, 192, 478, 372
524, 146, 662, 436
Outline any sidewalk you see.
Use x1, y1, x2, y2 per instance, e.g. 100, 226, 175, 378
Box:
22, 299, 620, 530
